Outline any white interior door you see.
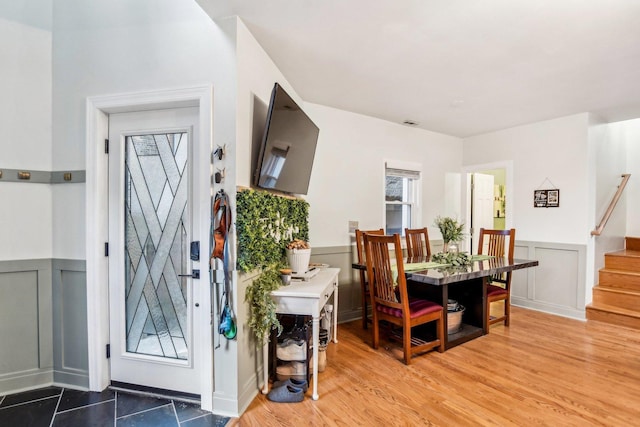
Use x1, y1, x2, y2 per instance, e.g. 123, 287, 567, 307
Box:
471, 173, 495, 253
108, 107, 200, 394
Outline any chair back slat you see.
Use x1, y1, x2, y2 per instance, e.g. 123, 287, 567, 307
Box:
355, 228, 385, 286
487, 234, 506, 257
364, 233, 407, 309
405, 227, 431, 258
477, 228, 516, 283
355, 229, 385, 264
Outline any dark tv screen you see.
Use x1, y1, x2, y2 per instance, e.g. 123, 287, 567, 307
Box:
254, 83, 319, 195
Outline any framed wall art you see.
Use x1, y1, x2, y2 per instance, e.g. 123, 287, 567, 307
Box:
534, 189, 559, 208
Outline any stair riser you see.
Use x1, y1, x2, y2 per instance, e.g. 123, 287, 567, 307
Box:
599, 271, 640, 291
593, 288, 640, 312
586, 307, 640, 330
626, 237, 640, 251
605, 256, 640, 273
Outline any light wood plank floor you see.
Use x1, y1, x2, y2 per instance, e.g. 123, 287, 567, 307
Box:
229, 305, 640, 426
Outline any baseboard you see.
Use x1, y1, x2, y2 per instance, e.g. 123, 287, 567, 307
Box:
512, 298, 586, 320
0, 369, 54, 395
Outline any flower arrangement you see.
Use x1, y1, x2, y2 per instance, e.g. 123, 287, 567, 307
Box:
431, 251, 471, 266
434, 216, 465, 244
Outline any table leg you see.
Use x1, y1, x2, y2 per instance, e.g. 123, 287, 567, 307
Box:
332, 283, 338, 344
312, 316, 320, 400
261, 337, 269, 394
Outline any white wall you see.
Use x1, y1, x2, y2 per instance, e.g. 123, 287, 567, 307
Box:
621, 119, 640, 236
234, 18, 304, 415
589, 115, 628, 301
0, 7, 52, 261
304, 104, 463, 248
52, 0, 237, 260
463, 113, 591, 244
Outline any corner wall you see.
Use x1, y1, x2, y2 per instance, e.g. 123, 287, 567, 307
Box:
0, 10, 52, 261
0, 4, 59, 395
619, 119, 640, 236
232, 18, 302, 416
589, 115, 628, 305
463, 114, 592, 318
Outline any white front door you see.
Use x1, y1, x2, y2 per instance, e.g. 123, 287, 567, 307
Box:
471, 173, 495, 253
108, 107, 200, 394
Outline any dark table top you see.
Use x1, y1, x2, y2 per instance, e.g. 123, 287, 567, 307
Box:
352, 256, 539, 286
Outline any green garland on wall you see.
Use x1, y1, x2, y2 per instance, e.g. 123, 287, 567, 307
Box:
236, 189, 309, 272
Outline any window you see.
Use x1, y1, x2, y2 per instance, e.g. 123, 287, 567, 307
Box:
385, 163, 420, 235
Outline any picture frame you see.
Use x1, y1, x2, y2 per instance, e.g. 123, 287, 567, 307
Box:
534, 189, 559, 208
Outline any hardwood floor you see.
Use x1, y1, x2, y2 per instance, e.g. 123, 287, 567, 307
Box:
230, 305, 640, 426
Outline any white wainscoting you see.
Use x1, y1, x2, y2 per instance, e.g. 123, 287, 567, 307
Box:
512, 241, 587, 320
0, 259, 89, 395
0, 260, 53, 394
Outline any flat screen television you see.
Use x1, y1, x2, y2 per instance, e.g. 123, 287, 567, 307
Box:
254, 83, 319, 195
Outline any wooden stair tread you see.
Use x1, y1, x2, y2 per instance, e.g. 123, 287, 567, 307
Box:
594, 285, 640, 295
587, 303, 640, 318
600, 267, 640, 276
606, 249, 640, 258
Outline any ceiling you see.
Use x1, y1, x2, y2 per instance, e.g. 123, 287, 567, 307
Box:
198, 0, 640, 138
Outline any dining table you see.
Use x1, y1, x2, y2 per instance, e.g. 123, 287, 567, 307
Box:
352, 255, 539, 350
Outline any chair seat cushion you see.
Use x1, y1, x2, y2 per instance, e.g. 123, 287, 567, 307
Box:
487, 284, 508, 297
377, 298, 441, 319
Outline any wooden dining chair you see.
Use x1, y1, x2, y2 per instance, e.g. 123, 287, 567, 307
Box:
355, 228, 385, 329
405, 227, 431, 258
363, 233, 444, 364
477, 228, 516, 330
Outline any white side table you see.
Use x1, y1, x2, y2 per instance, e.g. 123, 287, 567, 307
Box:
262, 268, 339, 400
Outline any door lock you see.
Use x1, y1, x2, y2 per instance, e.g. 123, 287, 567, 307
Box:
178, 269, 200, 279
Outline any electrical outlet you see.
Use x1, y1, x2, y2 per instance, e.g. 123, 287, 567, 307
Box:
348, 220, 359, 233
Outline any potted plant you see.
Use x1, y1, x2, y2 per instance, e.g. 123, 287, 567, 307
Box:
434, 216, 465, 252
286, 238, 311, 274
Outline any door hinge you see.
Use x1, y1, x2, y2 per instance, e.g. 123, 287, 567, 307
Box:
104, 242, 109, 257
104, 139, 109, 154
106, 344, 111, 359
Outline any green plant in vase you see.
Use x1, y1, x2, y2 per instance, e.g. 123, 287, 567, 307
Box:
434, 216, 465, 253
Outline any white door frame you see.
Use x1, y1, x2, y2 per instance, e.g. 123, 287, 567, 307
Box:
461, 160, 514, 253
85, 86, 214, 410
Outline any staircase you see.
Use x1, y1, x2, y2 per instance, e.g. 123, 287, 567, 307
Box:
586, 237, 640, 329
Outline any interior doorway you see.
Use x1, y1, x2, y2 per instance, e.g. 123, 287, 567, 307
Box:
462, 161, 513, 253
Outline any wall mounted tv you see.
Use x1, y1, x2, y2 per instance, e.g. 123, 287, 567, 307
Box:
254, 83, 319, 195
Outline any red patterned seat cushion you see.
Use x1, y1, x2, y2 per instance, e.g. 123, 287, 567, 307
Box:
377, 298, 441, 319
487, 284, 508, 297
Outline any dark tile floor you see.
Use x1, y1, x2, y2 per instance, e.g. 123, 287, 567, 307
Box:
0, 386, 229, 427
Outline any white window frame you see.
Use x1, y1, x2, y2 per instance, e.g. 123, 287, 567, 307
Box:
384, 160, 422, 236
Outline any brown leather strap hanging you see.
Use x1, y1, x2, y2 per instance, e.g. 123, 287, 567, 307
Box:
211, 190, 230, 261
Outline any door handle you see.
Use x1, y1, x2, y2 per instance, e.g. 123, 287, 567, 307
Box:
178, 269, 200, 279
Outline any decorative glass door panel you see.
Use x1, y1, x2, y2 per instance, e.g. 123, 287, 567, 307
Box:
124, 132, 189, 360
109, 107, 200, 395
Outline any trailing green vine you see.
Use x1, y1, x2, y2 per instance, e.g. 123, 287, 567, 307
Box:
245, 265, 284, 343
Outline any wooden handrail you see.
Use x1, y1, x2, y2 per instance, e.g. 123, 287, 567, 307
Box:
591, 174, 631, 236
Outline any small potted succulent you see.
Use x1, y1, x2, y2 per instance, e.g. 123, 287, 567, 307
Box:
286, 239, 311, 274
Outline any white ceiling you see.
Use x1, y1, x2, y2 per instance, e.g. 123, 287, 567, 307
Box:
198, 0, 640, 137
